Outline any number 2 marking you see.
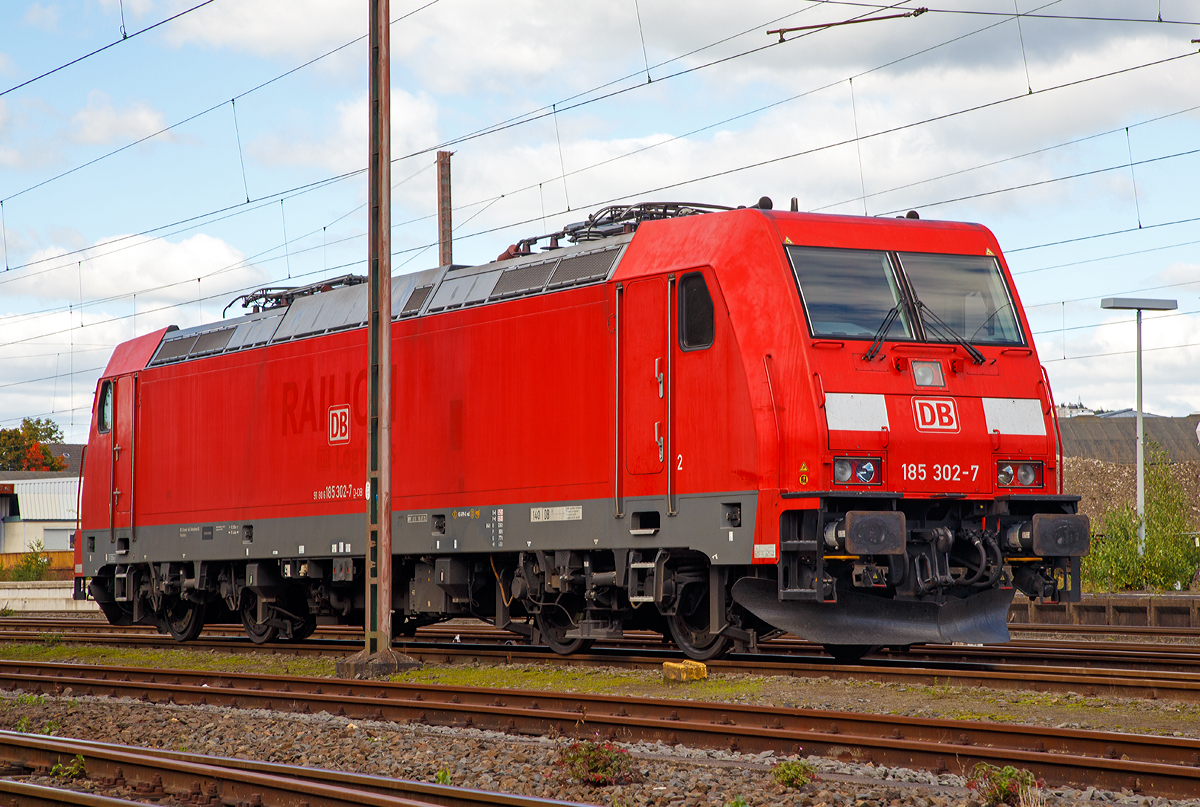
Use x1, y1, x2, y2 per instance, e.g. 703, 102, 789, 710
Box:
677, 454, 683, 471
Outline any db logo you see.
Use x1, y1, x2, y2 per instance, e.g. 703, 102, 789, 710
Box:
328, 405, 351, 445
912, 398, 959, 432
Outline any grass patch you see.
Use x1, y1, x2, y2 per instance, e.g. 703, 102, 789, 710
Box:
0, 642, 336, 678
390, 662, 767, 703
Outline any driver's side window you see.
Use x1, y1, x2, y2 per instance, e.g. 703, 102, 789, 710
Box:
97, 381, 113, 434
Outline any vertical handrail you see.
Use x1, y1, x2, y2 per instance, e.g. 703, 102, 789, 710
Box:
667, 274, 676, 516
74, 445, 86, 566
614, 283, 623, 518
1040, 364, 1064, 495
130, 373, 137, 547
109, 383, 115, 547
763, 355, 782, 491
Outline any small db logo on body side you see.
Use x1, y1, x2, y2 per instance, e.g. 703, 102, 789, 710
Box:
912, 398, 959, 433
328, 405, 351, 445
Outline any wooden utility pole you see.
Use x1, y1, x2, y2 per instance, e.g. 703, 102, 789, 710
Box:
366, 0, 394, 658
437, 151, 453, 266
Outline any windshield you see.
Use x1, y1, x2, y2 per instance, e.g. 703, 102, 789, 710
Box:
787, 246, 913, 339
898, 253, 1024, 345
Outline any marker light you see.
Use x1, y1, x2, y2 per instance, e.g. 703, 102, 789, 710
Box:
855, 460, 877, 484
1017, 463, 1037, 486
911, 360, 945, 387
834, 459, 853, 483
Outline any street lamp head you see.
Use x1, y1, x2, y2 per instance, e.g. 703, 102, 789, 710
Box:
1100, 297, 1178, 311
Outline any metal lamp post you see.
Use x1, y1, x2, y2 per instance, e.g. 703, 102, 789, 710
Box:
1099, 297, 1178, 556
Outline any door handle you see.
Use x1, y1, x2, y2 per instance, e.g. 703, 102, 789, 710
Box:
654, 421, 664, 462
654, 358, 663, 398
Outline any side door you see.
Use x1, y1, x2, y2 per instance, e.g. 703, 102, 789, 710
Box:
88, 379, 114, 540
111, 374, 136, 534
622, 278, 668, 481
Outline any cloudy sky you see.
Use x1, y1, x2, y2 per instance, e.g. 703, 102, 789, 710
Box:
1, 0, 1198, 443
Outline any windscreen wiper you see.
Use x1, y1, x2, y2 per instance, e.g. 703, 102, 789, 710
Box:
863, 304, 902, 361
968, 302, 1014, 342
917, 302, 985, 364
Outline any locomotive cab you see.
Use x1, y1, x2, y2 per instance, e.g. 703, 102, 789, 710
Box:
729, 213, 1089, 652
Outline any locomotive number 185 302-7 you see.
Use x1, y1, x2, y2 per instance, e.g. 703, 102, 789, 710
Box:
900, 463, 980, 482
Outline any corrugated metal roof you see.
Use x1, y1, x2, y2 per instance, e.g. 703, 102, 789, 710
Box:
1059, 416, 1200, 463
145, 235, 631, 368
10, 478, 80, 522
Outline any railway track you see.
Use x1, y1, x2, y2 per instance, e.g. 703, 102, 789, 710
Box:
4, 618, 1200, 701
0, 730, 588, 807
1, 660, 1199, 798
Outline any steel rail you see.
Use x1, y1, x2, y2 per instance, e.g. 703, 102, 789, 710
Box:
12, 617, 1200, 669
0, 730, 589, 807
0, 779, 149, 807
2, 660, 1200, 797
6, 620, 1200, 699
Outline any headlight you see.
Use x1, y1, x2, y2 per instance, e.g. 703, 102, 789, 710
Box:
996, 461, 1043, 487
834, 459, 853, 483
856, 460, 877, 484
833, 457, 882, 486
911, 360, 945, 387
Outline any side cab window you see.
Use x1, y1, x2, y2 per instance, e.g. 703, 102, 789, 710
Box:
97, 380, 113, 434
679, 272, 715, 350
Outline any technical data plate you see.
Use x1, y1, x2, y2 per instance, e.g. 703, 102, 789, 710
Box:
530, 505, 583, 523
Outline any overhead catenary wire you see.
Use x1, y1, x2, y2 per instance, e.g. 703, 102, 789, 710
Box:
3, 2, 1179, 292
0, 0, 1104, 290
3, 10, 1198, 357
0, 0, 218, 99
0, 0, 445, 207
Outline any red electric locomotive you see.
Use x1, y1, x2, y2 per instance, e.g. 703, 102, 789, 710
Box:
74, 200, 1089, 660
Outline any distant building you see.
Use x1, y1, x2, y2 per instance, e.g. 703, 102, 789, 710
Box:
1056, 403, 1094, 418
44, 444, 86, 476
0, 476, 80, 553
1095, 408, 1166, 419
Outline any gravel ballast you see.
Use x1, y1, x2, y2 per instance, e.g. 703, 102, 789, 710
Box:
5, 692, 1200, 807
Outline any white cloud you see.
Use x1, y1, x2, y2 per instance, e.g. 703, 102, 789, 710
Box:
23, 2, 60, 32
160, 0, 363, 58
248, 88, 438, 174
8, 232, 264, 309
1043, 310, 1200, 417
0, 231, 267, 442
1155, 261, 1200, 287
70, 91, 170, 146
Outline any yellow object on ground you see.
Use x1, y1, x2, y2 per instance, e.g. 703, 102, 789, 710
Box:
662, 659, 707, 682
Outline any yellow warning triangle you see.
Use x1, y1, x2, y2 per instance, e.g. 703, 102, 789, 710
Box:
783, 236, 794, 244
985, 248, 994, 255
799, 462, 808, 472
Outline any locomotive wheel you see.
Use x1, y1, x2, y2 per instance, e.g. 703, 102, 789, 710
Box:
535, 597, 593, 655
666, 598, 731, 661
161, 598, 205, 643
822, 644, 877, 664
240, 599, 278, 644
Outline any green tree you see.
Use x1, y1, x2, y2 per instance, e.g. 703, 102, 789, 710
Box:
0, 418, 65, 472
1082, 444, 1200, 592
